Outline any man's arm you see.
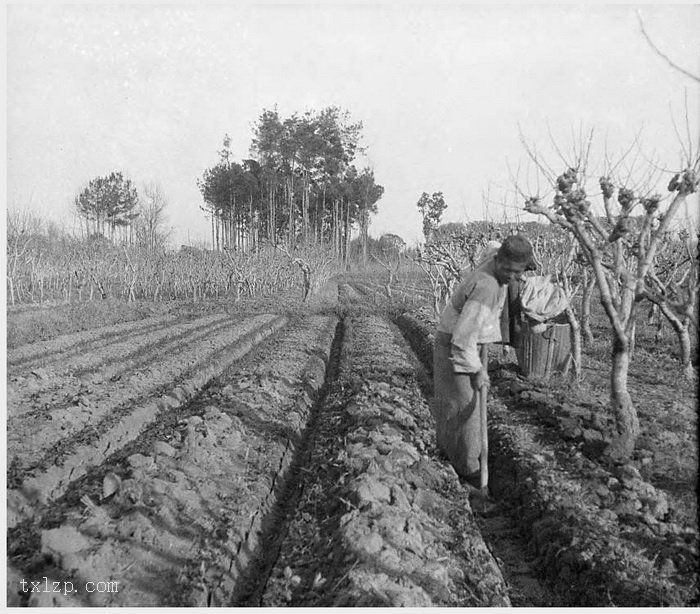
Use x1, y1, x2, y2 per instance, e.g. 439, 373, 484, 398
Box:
450, 281, 495, 375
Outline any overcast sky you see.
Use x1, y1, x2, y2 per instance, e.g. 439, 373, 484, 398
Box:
6, 3, 700, 247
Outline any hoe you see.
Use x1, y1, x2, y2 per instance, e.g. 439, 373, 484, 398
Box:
469, 343, 496, 514
478, 343, 490, 496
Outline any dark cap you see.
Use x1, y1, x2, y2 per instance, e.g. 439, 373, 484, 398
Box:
498, 234, 537, 270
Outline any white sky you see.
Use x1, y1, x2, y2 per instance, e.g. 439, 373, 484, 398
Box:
5, 3, 700, 247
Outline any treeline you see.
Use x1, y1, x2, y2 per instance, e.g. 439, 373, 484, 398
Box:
197, 106, 384, 261
67, 105, 384, 260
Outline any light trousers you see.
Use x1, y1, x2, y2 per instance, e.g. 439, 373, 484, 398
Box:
432, 331, 482, 477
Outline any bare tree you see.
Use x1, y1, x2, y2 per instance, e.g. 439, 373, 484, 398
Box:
276, 244, 337, 302
641, 228, 699, 372
520, 130, 699, 459
135, 183, 170, 250
6, 209, 38, 306
413, 225, 499, 317
637, 11, 700, 84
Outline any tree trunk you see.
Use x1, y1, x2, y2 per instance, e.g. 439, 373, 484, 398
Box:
658, 301, 693, 376
269, 183, 274, 244
301, 263, 312, 302
581, 273, 595, 346
344, 198, 350, 268
333, 199, 339, 256
271, 183, 277, 245
210, 213, 215, 250
628, 318, 637, 358
249, 195, 254, 251
608, 334, 640, 459
565, 305, 582, 381
585, 253, 640, 460
319, 187, 326, 244
432, 286, 441, 319
361, 209, 368, 268
287, 179, 295, 247
302, 178, 309, 244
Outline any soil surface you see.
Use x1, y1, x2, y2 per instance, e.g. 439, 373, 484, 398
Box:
6, 278, 699, 607
388, 285, 698, 607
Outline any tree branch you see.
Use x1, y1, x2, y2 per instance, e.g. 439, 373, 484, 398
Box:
637, 11, 700, 83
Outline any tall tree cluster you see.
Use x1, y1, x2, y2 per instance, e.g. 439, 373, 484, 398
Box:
74, 172, 139, 241
198, 106, 384, 259
73, 173, 170, 250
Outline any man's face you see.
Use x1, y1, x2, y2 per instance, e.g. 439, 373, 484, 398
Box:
494, 255, 528, 286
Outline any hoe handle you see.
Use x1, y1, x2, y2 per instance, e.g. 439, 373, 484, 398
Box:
479, 344, 490, 491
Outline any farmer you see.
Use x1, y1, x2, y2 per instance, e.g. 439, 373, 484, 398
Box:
432, 234, 536, 488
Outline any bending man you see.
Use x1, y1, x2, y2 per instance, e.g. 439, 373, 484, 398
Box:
432, 234, 536, 488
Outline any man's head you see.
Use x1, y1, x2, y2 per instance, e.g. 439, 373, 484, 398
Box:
494, 234, 537, 285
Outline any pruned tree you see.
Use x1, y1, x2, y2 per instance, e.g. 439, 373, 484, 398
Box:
370, 233, 406, 298
413, 222, 499, 316
641, 228, 699, 371
520, 129, 700, 459
276, 244, 337, 302
6, 209, 37, 306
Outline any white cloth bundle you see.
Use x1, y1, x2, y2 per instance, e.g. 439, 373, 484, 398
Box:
520, 275, 569, 323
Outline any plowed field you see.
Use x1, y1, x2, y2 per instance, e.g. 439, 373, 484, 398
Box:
6, 279, 698, 607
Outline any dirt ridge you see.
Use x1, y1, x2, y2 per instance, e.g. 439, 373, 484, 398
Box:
257, 308, 511, 607
395, 309, 698, 606
7, 315, 338, 606
8, 315, 288, 528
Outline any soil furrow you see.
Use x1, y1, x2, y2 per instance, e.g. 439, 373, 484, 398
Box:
486, 376, 698, 606
394, 310, 697, 606
487, 396, 693, 606
230, 319, 346, 607
7, 315, 338, 607
18, 314, 286, 480
7, 316, 287, 529
393, 312, 562, 605
7, 312, 232, 401
7, 312, 183, 370
10, 312, 248, 417
7, 314, 278, 470
489, 363, 698, 586
66, 314, 234, 380
256, 309, 510, 607
7, 276, 695, 608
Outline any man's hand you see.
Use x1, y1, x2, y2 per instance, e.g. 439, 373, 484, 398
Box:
470, 369, 489, 391
454, 373, 475, 402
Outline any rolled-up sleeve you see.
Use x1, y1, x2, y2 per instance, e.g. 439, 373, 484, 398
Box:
450, 299, 491, 373
448, 275, 502, 374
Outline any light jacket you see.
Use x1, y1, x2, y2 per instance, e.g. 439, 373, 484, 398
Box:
436, 257, 507, 374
